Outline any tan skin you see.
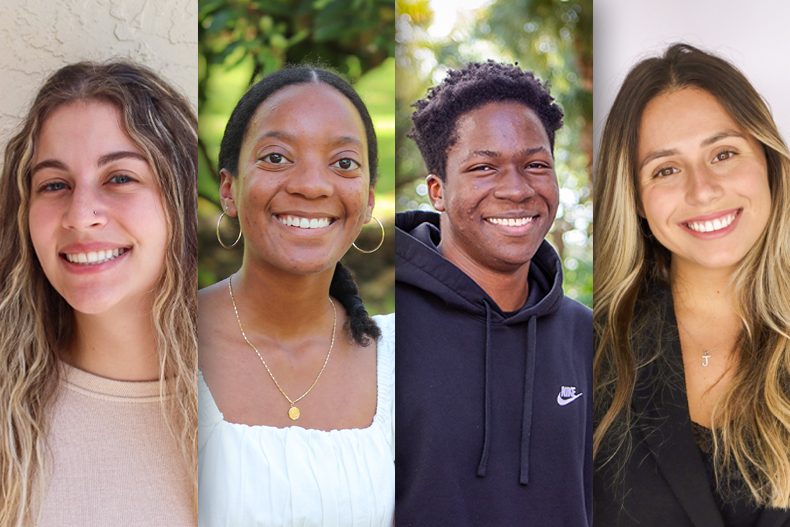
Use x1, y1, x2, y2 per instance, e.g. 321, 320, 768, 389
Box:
427, 102, 559, 311
637, 88, 771, 427
199, 83, 378, 431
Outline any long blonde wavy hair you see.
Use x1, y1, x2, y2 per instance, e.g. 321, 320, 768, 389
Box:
594, 43, 790, 507
0, 62, 198, 525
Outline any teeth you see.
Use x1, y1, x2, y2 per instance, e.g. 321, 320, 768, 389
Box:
278, 215, 331, 229
65, 248, 127, 265
486, 217, 534, 227
687, 212, 737, 233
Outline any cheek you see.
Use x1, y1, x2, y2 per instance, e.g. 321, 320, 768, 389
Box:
28, 202, 56, 259
640, 187, 675, 229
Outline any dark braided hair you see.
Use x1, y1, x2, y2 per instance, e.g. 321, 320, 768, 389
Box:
330, 262, 381, 345
219, 67, 380, 346
408, 60, 564, 180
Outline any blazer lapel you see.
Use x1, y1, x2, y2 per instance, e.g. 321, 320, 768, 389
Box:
631, 285, 724, 527
757, 507, 790, 527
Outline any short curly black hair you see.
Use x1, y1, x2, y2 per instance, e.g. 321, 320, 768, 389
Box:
408, 60, 564, 180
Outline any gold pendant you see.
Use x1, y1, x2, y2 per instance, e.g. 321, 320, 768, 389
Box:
288, 406, 300, 420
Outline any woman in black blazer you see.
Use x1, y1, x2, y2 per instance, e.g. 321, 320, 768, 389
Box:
594, 44, 790, 526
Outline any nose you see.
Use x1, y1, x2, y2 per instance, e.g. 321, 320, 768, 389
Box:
62, 185, 107, 230
284, 156, 333, 199
492, 165, 537, 202
685, 163, 723, 206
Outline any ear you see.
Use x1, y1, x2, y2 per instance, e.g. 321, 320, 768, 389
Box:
636, 199, 645, 219
426, 174, 445, 212
364, 187, 375, 223
219, 169, 238, 216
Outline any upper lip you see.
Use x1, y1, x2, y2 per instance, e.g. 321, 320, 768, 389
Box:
483, 212, 539, 219
681, 207, 741, 224
274, 211, 338, 220
59, 242, 132, 254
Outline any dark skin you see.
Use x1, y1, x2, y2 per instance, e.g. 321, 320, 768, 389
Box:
427, 101, 559, 311
198, 83, 377, 431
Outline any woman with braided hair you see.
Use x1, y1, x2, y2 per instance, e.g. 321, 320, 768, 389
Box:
197, 67, 394, 526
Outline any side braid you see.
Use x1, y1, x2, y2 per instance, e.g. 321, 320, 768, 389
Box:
329, 262, 381, 346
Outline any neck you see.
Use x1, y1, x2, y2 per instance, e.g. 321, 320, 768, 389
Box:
67, 301, 160, 381
231, 259, 336, 342
439, 241, 530, 312
670, 258, 738, 325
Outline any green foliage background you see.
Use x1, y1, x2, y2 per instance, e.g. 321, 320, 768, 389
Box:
198, 0, 396, 315
395, 0, 593, 308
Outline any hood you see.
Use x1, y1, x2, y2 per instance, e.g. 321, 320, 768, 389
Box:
396, 210, 566, 485
396, 210, 564, 322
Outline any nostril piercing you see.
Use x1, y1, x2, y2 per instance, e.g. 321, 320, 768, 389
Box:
93, 211, 97, 215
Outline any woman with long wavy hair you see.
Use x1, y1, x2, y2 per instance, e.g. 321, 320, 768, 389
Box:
0, 62, 197, 526
198, 67, 393, 526
594, 44, 790, 526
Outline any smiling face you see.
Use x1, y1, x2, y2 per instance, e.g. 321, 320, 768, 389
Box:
637, 88, 771, 273
28, 101, 168, 315
428, 101, 559, 275
222, 83, 374, 275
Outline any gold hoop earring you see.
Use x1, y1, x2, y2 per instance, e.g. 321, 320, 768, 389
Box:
352, 216, 385, 253
216, 210, 242, 249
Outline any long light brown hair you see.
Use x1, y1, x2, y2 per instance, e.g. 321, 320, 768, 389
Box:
594, 44, 790, 506
0, 62, 198, 525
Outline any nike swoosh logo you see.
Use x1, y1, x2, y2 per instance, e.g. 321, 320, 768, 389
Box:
557, 392, 583, 406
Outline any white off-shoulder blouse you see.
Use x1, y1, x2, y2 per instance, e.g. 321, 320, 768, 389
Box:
198, 313, 394, 527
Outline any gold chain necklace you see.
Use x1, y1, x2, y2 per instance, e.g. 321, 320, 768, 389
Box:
228, 274, 337, 421
677, 318, 739, 368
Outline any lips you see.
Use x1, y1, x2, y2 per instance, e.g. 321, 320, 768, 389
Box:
682, 208, 741, 233
62, 247, 128, 265
275, 214, 334, 229
485, 216, 535, 227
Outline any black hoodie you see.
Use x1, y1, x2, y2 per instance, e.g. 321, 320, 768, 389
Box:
395, 210, 592, 526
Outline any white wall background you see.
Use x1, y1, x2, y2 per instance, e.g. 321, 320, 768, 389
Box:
0, 0, 197, 151
593, 0, 790, 167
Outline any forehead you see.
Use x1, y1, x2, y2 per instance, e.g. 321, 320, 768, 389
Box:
638, 88, 744, 156
35, 101, 138, 160
451, 101, 550, 152
242, 83, 367, 150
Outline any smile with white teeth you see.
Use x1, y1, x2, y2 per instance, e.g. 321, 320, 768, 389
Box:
486, 217, 535, 227
685, 211, 739, 233
277, 215, 332, 229
64, 248, 127, 265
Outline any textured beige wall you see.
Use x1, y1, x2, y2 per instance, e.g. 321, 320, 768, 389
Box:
0, 0, 197, 147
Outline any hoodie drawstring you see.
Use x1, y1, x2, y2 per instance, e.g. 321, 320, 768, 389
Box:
520, 314, 537, 485
476, 304, 537, 486
476, 300, 492, 477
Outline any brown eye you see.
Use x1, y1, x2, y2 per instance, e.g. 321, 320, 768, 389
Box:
265, 153, 284, 164
654, 166, 679, 178
332, 158, 360, 170
714, 150, 735, 162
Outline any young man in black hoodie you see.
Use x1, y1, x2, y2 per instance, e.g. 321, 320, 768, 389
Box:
395, 61, 592, 526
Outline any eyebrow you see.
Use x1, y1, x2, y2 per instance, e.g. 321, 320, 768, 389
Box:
638, 129, 747, 171
31, 150, 148, 177
97, 150, 148, 167
462, 146, 549, 162
255, 130, 364, 150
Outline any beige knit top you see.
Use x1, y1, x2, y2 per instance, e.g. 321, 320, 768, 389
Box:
38, 363, 195, 526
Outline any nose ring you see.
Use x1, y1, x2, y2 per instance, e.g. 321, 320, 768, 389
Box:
93, 211, 97, 215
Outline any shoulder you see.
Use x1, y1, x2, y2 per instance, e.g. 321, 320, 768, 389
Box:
558, 296, 593, 322
550, 295, 592, 329
373, 313, 395, 349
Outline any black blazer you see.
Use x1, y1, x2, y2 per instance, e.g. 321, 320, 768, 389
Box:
594, 285, 790, 527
